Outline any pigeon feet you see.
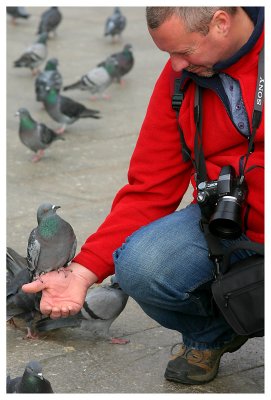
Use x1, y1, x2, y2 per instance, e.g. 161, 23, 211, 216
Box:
57, 267, 72, 278
34, 274, 44, 283
55, 126, 66, 134
7, 318, 18, 328
31, 68, 40, 77
109, 337, 130, 345
23, 327, 39, 340
90, 93, 111, 101
102, 93, 111, 100
32, 150, 45, 163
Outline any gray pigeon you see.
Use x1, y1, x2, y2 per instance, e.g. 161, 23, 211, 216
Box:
7, 7, 30, 24
6, 247, 41, 339
16, 108, 64, 162
14, 32, 48, 75
63, 64, 115, 99
35, 58, 63, 102
7, 360, 54, 393
27, 203, 77, 278
97, 44, 134, 84
35, 281, 129, 344
104, 7, 126, 42
41, 87, 101, 133
37, 7, 62, 37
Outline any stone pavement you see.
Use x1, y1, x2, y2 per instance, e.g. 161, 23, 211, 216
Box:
6, 6, 264, 396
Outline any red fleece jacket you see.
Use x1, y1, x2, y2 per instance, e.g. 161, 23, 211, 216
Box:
73, 32, 264, 283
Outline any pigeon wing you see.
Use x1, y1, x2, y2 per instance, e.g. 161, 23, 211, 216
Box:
38, 123, 58, 145
59, 95, 86, 118
27, 231, 40, 273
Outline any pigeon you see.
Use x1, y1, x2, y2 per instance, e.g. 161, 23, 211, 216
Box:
27, 202, 77, 279
97, 44, 134, 84
6, 247, 41, 339
6, 7, 30, 24
16, 108, 64, 162
35, 58, 63, 102
41, 87, 101, 133
37, 6, 62, 37
104, 7, 126, 42
14, 32, 48, 75
7, 360, 54, 393
63, 64, 115, 99
35, 281, 130, 344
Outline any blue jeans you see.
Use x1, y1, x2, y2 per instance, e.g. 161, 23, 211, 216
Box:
113, 204, 252, 350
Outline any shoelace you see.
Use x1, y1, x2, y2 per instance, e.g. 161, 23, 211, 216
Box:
170, 343, 206, 363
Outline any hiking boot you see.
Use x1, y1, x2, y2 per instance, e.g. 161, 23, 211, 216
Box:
164, 335, 248, 385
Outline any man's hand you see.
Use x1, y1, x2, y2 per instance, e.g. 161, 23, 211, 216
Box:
22, 262, 98, 319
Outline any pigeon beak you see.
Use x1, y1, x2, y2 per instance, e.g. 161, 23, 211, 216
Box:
15, 111, 19, 117
52, 205, 61, 210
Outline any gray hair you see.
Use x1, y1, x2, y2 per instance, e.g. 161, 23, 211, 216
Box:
146, 7, 237, 35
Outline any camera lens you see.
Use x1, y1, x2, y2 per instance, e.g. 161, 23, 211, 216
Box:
209, 196, 242, 239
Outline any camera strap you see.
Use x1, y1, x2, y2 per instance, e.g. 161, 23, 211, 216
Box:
184, 46, 264, 186
195, 46, 264, 274
194, 85, 207, 184
240, 46, 264, 178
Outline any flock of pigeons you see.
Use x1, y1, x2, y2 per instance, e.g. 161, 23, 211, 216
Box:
7, 6, 134, 393
9, 6, 134, 161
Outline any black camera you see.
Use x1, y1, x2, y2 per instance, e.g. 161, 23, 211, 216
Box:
197, 165, 247, 239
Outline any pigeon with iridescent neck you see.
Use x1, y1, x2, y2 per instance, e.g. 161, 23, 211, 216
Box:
35, 280, 129, 344
7, 7, 30, 24
14, 32, 48, 75
35, 58, 63, 102
27, 203, 77, 279
104, 7, 126, 42
63, 60, 119, 99
16, 108, 64, 162
97, 44, 134, 85
6, 247, 41, 339
37, 7, 62, 37
41, 86, 101, 133
7, 360, 54, 393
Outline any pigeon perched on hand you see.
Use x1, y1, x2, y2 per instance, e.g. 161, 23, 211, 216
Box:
6, 247, 41, 339
35, 281, 129, 344
27, 202, 77, 279
7, 360, 54, 393
16, 108, 64, 162
37, 7, 62, 37
35, 58, 63, 102
7, 7, 30, 24
41, 87, 101, 133
14, 32, 48, 75
97, 44, 134, 85
104, 7, 126, 42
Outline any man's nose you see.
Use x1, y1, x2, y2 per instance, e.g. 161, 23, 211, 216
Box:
170, 55, 190, 72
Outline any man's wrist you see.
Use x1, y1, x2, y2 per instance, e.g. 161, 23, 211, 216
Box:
67, 262, 98, 287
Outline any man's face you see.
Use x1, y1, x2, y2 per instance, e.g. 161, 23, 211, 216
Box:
149, 14, 227, 77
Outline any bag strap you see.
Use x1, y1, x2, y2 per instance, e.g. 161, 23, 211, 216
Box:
222, 240, 264, 273
201, 219, 264, 275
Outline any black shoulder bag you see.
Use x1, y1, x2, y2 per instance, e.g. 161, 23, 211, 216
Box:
172, 47, 264, 337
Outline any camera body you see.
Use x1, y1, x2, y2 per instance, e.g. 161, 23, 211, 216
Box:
197, 165, 247, 239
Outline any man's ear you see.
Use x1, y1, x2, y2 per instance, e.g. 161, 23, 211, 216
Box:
209, 10, 231, 36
